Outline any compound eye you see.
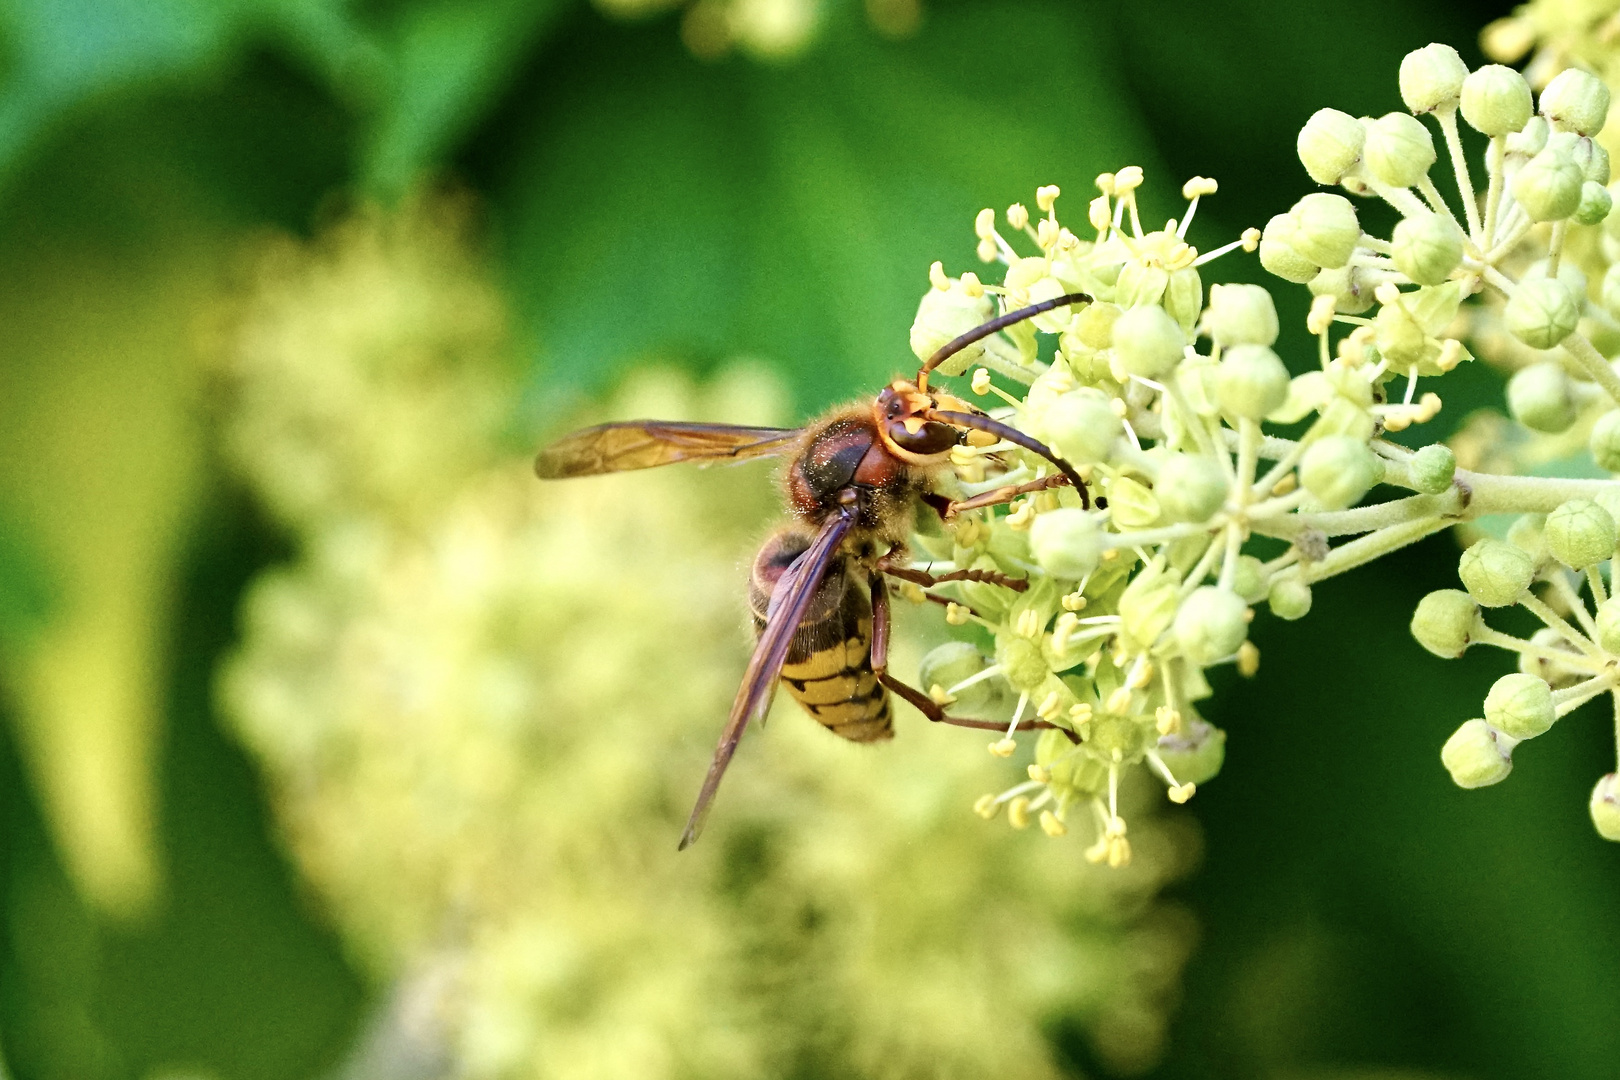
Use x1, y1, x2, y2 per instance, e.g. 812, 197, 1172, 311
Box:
886, 419, 960, 456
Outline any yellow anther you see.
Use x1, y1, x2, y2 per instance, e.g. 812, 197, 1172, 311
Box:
1237, 640, 1260, 677
1240, 226, 1261, 251
1036, 184, 1061, 212
1437, 338, 1465, 372
1383, 411, 1412, 433
1167, 782, 1197, 804
1114, 166, 1144, 192
1054, 227, 1081, 251
977, 238, 998, 263
1069, 702, 1094, 724
990, 737, 1019, 758
1128, 660, 1155, 689
1182, 176, 1218, 199
1155, 705, 1182, 735
1036, 690, 1063, 721
1106, 686, 1133, 715
1007, 500, 1036, 531
1272, 473, 1298, 496
1088, 196, 1112, 232
1374, 281, 1402, 307
974, 793, 1000, 819
1095, 172, 1117, 196
974, 207, 997, 240
1061, 591, 1088, 611
949, 444, 980, 467
1104, 813, 1127, 838
1107, 835, 1132, 867
1007, 796, 1031, 828
1307, 292, 1338, 336
1027, 763, 1051, 783
1006, 202, 1030, 230
946, 603, 971, 625
1015, 607, 1043, 638
1035, 217, 1060, 249
900, 582, 927, 604
964, 427, 998, 447
971, 367, 993, 395
955, 518, 983, 546
1419, 391, 1442, 420
1039, 810, 1067, 837
1085, 837, 1109, 863
929, 682, 958, 706
1036, 490, 1059, 513
959, 270, 984, 296
929, 260, 951, 291
1109, 397, 1129, 417
1053, 611, 1080, 642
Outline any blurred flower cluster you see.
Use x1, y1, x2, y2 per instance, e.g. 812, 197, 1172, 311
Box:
215, 194, 1199, 1078
590, 0, 922, 61
905, 42, 1620, 848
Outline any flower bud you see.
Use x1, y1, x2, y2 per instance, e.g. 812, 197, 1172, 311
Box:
1597, 600, 1620, 657
1589, 408, 1620, 470
1040, 390, 1121, 465
919, 641, 1002, 713
1589, 774, 1620, 841
1503, 278, 1580, 349
995, 631, 1050, 693
1512, 141, 1584, 221
1364, 112, 1438, 188
1156, 717, 1226, 785
1574, 180, 1613, 225
1410, 588, 1478, 657
1461, 64, 1533, 136
1073, 301, 1119, 349
1307, 265, 1376, 314
1214, 344, 1290, 420
1268, 574, 1312, 620
911, 280, 994, 373
1400, 43, 1468, 114
1409, 443, 1456, 494
1506, 114, 1548, 156
1119, 557, 1181, 649
1505, 360, 1578, 432
1519, 627, 1587, 687
1112, 304, 1185, 378
1297, 108, 1366, 185
1507, 513, 1548, 567
1582, 140, 1610, 184
1204, 283, 1279, 347
1300, 434, 1382, 510
1156, 452, 1228, 523
1164, 266, 1203, 334
1029, 508, 1102, 580
1540, 67, 1610, 136
1391, 211, 1464, 285
1259, 214, 1319, 284
1289, 193, 1360, 269
1174, 586, 1248, 666
1458, 537, 1535, 606
1375, 298, 1430, 367
1231, 554, 1268, 604
1484, 672, 1556, 739
1544, 498, 1617, 569
1441, 718, 1515, 788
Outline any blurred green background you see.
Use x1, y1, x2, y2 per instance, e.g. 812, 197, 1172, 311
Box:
5, 1, 1620, 1078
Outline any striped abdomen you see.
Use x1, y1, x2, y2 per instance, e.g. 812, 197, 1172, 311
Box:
751, 530, 893, 743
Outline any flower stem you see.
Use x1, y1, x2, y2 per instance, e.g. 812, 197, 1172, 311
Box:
1299, 516, 1452, 584
1561, 331, 1620, 407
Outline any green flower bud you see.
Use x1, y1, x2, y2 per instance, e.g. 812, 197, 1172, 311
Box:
1589, 774, 1620, 841
1411, 588, 1478, 657
1574, 180, 1613, 225
1174, 585, 1248, 666
1512, 142, 1584, 221
1156, 717, 1226, 785
1461, 64, 1533, 136
1364, 112, 1438, 188
1483, 672, 1555, 739
1503, 278, 1580, 349
1544, 498, 1617, 569
1589, 408, 1620, 470
1391, 211, 1465, 285
1040, 390, 1121, 465
1375, 297, 1430, 367
1289, 193, 1360, 269
1409, 443, 1457, 494
1204, 282, 1279, 347
1506, 512, 1548, 565
1112, 304, 1185, 378
995, 631, 1050, 693
1458, 537, 1535, 606
1164, 266, 1203, 334
1088, 714, 1148, 760
1073, 300, 1119, 349
1518, 627, 1586, 687
1029, 508, 1102, 580
1259, 214, 1319, 284
1156, 452, 1228, 523
1298, 108, 1366, 185
1307, 265, 1376, 315
1268, 574, 1312, 620
1506, 114, 1549, 157
1584, 140, 1611, 184
1214, 344, 1290, 420
1400, 43, 1468, 114
911, 281, 994, 373
1300, 435, 1382, 510
1539, 67, 1611, 136
1231, 554, 1268, 604
1506, 360, 1578, 433
1441, 718, 1516, 788
1107, 475, 1160, 529
1119, 557, 1181, 649
919, 641, 1002, 713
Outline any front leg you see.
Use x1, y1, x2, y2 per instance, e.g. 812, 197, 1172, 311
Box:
944, 473, 1072, 518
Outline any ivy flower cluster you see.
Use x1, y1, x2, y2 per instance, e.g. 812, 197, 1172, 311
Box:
906, 43, 1620, 855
